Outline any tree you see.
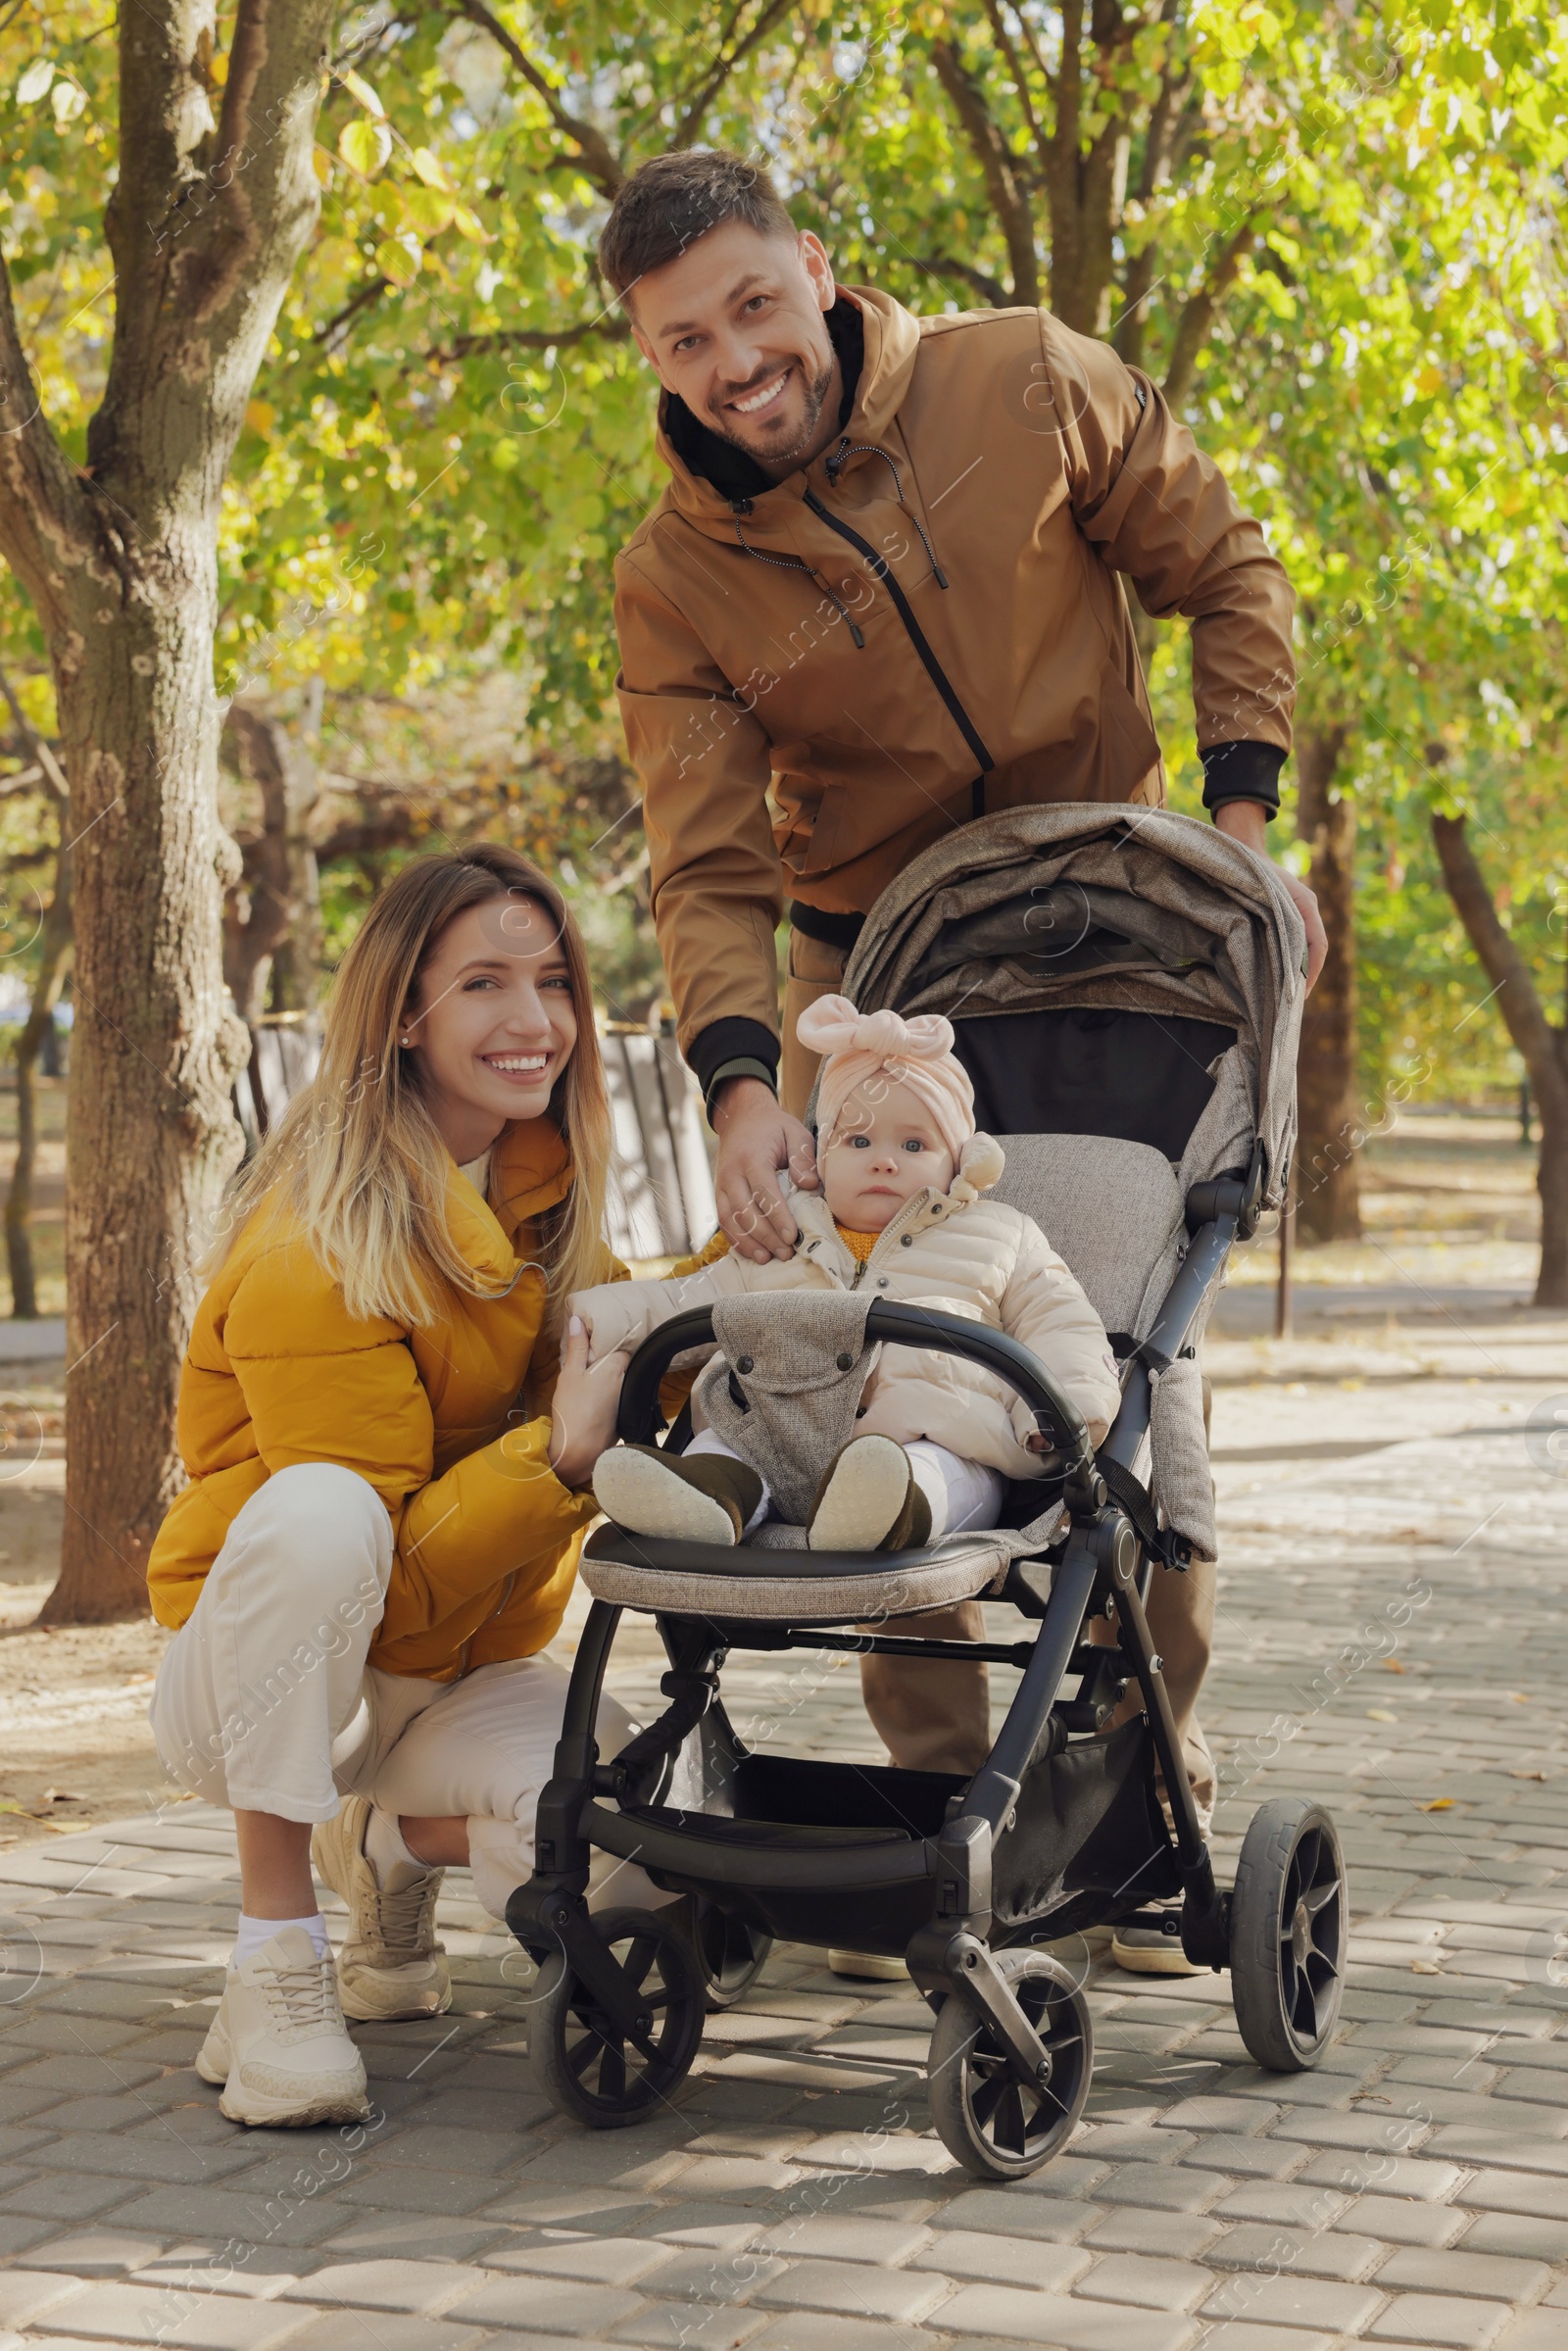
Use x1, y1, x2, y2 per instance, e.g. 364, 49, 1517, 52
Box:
1432, 809, 1567, 1307
0, 3, 336, 1620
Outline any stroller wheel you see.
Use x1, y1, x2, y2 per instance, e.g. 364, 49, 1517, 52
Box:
927, 1950, 1092, 2180
1230, 1797, 1348, 2071
687, 1899, 774, 2012
530, 1905, 706, 2129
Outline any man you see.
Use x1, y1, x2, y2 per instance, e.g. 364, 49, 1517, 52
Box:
600, 149, 1321, 1970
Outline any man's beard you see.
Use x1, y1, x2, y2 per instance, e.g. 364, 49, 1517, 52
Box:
708, 348, 838, 464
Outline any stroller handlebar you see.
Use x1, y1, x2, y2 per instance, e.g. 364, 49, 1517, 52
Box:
614, 1299, 1096, 1475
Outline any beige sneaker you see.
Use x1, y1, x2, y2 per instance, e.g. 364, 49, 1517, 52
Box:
312, 1794, 451, 2023
196, 1927, 370, 2128
828, 1948, 909, 1982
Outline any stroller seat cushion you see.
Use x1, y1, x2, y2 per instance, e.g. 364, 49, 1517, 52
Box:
580, 1523, 1013, 1624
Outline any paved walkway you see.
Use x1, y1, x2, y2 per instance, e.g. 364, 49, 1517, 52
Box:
2, 1428, 1567, 2351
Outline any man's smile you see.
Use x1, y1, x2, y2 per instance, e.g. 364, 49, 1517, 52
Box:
724, 365, 792, 419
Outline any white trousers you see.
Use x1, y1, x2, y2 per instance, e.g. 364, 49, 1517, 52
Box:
149, 1463, 670, 1922
684, 1428, 1005, 1541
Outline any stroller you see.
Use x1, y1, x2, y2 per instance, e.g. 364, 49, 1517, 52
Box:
509, 806, 1348, 2180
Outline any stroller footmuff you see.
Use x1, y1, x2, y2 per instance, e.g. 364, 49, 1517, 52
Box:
508, 808, 1348, 2180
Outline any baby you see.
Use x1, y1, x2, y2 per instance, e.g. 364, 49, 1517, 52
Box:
574, 997, 1121, 1552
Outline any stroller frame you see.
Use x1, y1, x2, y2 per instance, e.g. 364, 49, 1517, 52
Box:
508, 1142, 1347, 2176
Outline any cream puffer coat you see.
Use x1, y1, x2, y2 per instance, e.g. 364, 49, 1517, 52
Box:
571, 1136, 1121, 1481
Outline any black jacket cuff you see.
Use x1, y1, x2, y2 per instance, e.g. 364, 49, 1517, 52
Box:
687, 1016, 780, 1100
1201, 741, 1285, 816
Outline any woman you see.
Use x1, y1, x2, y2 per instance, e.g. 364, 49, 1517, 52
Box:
147, 845, 644, 2131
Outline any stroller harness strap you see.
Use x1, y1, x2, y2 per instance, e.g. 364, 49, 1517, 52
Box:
696, 1291, 878, 1527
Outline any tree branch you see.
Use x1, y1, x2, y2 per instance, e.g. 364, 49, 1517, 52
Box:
453, 1, 623, 195
1160, 220, 1254, 411
0, 255, 94, 623
1432, 811, 1568, 1120
669, 0, 802, 147
425, 314, 632, 367
931, 38, 1039, 306
915, 253, 1010, 309
312, 274, 390, 348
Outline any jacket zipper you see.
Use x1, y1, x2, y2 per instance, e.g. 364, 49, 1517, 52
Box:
835, 1190, 932, 1292
801, 485, 994, 776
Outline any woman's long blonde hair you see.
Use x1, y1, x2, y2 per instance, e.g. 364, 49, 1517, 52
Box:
215, 845, 612, 1327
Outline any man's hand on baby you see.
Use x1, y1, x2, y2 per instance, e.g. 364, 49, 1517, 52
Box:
549, 1316, 629, 1488
712, 1076, 819, 1265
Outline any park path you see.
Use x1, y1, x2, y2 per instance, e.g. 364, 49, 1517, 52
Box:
2, 1415, 1567, 2351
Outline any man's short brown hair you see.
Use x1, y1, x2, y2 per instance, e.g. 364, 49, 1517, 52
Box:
598, 149, 795, 301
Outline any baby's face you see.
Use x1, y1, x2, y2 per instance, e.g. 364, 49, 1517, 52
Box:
819, 1078, 956, 1232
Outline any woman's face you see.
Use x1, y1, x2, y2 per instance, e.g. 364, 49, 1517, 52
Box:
401, 895, 579, 1162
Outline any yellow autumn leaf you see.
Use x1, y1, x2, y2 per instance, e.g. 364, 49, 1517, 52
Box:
341, 66, 385, 117
1411, 1958, 1442, 1975
1366, 1708, 1397, 1722
312, 146, 333, 187
411, 146, 456, 193
402, 186, 455, 237
340, 117, 393, 177
374, 231, 422, 288
1419, 1797, 1454, 1811
1383, 1658, 1405, 1674
245, 400, 275, 437
451, 204, 491, 242
210, 49, 228, 85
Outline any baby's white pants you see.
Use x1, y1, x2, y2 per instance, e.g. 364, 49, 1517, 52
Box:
149, 1462, 673, 1922
684, 1427, 1005, 1539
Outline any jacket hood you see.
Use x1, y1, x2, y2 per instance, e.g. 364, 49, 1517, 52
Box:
653, 285, 923, 538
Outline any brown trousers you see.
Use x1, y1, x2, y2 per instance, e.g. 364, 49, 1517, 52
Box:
782, 927, 1216, 1806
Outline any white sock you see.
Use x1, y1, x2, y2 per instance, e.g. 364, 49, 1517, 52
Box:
233, 1912, 329, 1968
364, 1803, 428, 1889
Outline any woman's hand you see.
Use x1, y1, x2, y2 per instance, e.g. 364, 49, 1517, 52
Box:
549, 1316, 629, 1489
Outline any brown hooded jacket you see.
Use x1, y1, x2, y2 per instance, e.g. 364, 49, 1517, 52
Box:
612, 286, 1295, 1090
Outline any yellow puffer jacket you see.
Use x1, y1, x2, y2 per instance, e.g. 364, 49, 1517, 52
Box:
146, 1118, 623, 1679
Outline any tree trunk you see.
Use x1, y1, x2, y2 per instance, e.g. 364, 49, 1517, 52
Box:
0, 1, 336, 1623
1294, 725, 1362, 1243
4, 844, 73, 1321
1432, 812, 1568, 1308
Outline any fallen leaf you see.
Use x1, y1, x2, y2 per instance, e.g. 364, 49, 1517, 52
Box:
1420, 1797, 1455, 1811
1509, 1768, 1548, 1782
1512, 1692, 1531, 1704
1367, 1709, 1398, 1723
1383, 1658, 1407, 1674
1411, 1958, 1443, 1975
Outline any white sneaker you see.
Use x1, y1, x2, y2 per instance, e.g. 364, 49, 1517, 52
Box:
312, 1794, 451, 2023
196, 1927, 370, 2128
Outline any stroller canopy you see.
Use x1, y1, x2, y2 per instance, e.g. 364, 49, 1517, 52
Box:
838, 805, 1306, 1213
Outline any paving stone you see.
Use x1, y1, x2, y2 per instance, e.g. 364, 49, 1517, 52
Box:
1211, 2181, 1349, 2228
749, 2256, 951, 2321
446, 2275, 647, 2334
0, 2273, 88, 2328
1458, 2210, 1568, 2260
1205, 2221, 1388, 2278
1083, 2208, 1226, 2257
275, 2260, 483, 2314
1337, 2192, 1469, 2245
606, 2305, 771, 2349
1494, 2320, 1568, 2351
758, 2213, 929, 2264
1074, 2250, 1213, 2310
906, 2226, 1090, 2290
270, 2316, 493, 2351
631, 2250, 787, 2304
35, 2279, 308, 2348
0, 2171, 137, 2220
12, 2229, 165, 2275
1200, 2273, 1388, 2332
927, 2187, 1102, 2240
926, 2281, 1200, 2346
106, 2183, 349, 2247
1094, 2161, 1234, 2211
1455, 2169, 1568, 2220
1297, 2150, 1465, 2199
1180, 2132, 1309, 2179
1192, 2330, 1338, 2351
1374, 2246, 1553, 2301
745, 2318, 928, 2351
0, 2212, 56, 2254
1365, 2291, 1515, 2347
318, 2208, 510, 2263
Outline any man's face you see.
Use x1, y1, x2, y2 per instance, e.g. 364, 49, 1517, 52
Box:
629, 220, 839, 472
